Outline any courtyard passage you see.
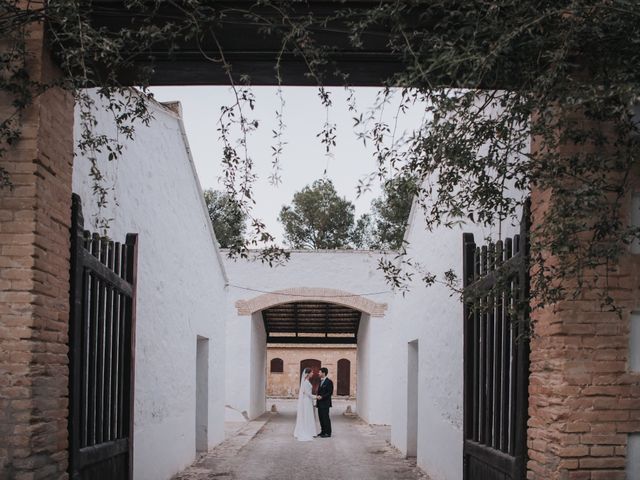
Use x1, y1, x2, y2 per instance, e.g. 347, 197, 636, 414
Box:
174, 400, 429, 480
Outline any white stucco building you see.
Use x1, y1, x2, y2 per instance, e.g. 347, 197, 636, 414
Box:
72, 92, 228, 480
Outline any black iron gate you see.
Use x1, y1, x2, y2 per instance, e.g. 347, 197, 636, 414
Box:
462, 202, 530, 480
68, 194, 137, 479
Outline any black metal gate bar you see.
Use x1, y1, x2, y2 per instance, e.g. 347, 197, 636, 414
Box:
68, 194, 138, 480
462, 199, 530, 480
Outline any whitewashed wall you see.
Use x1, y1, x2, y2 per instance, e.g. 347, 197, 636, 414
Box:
249, 312, 267, 419
224, 305, 252, 419
355, 314, 370, 422
356, 313, 394, 425
223, 251, 393, 424
73, 92, 228, 480
387, 201, 521, 480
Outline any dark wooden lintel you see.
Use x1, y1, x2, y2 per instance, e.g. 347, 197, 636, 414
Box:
267, 336, 357, 345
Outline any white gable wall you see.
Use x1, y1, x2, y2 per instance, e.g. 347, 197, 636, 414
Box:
72, 92, 227, 480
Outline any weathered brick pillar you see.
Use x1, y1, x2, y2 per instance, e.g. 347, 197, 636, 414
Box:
0, 19, 75, 480
527, 128, 640, 478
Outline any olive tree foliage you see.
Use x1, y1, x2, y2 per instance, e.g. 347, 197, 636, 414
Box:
370, 176, 416, 250
350, 213, 376, 250
203, 189, 247, 248
279, 178, 355, 249
349, 176, 415, 250
2, 1, 640, 309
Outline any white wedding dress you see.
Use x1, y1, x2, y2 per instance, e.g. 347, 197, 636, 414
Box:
293, 378, 317, 441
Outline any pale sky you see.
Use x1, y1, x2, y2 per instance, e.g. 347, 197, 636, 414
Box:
149, 86, 425, 244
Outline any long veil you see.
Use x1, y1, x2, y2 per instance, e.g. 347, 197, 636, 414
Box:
295, 370, 307, 436
297, 370, 308, 404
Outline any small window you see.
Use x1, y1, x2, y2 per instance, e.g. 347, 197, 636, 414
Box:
270, 358, 284, 373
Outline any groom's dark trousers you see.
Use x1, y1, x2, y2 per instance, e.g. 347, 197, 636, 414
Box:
316, 378, 333, 436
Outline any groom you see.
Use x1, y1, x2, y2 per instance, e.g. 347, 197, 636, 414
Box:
315, 367, 333, 438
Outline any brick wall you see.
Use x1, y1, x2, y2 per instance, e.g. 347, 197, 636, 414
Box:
0, 23, 74, 479
266, 345, 357, 398
527, 132, 640, 479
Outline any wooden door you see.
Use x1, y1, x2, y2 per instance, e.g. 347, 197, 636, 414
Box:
337, 359, 351, 396
300, 359, 322, 394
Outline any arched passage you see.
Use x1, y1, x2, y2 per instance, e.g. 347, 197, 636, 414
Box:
230, 287, 389, 422
235, 287, 387, 317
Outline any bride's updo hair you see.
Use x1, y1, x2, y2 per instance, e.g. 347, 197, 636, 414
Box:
303, 368, 311, 376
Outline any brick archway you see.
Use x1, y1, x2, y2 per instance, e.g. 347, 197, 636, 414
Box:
234, 287, 387, 317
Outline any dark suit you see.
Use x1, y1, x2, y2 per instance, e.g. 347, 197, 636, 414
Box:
316, 377, 333, 436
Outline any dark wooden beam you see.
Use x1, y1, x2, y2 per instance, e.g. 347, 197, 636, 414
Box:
85, 1, 409, 86
268, 328, 358, 332
261, 312, 360, 318
262, 300, 361, 337
324, 303, 329, 338
267, 336, 357, 345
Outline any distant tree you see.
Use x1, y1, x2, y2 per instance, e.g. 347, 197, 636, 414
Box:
279, 179, 355, 249
203, 189, 247, 248
350, 213, 377, 250
370, 176, 416, 250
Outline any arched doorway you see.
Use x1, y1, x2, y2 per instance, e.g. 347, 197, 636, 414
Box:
300, 359, 322, 394
337, 358, 351, 396
231, 291, 387, 423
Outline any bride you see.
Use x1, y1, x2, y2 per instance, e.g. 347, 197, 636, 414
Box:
293, 368, 318, 441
